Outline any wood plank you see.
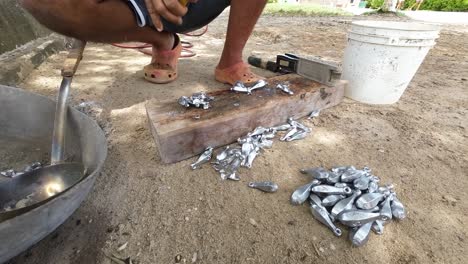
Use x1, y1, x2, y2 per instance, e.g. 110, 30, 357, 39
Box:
146, 74, 346, 164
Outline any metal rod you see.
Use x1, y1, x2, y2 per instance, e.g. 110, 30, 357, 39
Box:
51, 77, 72, 164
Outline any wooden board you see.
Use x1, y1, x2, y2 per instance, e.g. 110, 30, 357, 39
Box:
146, 74, 346, 164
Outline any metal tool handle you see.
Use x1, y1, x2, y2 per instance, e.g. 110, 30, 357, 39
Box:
61, 39, 86, 77
247, 55, 278, 72
51, 39, 86, 164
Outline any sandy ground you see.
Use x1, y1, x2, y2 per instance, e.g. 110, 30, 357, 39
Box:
5, 12, 468, 264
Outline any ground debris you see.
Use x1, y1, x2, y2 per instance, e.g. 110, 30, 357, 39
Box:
442, 195, 458, 206
74, 101, 112, 136
102, 250, 134, 264
117, 242, 128, 252
191, 252, 198, 263
249, 218, 258, 227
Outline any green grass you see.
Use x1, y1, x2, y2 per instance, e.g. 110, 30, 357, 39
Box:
263, 3, 353, 17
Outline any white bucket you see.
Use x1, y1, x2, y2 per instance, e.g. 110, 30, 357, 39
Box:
341, 20, 440, 104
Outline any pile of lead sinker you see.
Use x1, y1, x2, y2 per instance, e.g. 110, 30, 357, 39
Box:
292, 166, 406, 246
191, 116, 313, 182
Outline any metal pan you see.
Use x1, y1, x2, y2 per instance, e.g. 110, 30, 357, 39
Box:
0, 40, 87, 222
0, 80, 107, 261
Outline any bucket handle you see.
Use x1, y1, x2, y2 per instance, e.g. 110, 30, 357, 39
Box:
348, 32, 437, 47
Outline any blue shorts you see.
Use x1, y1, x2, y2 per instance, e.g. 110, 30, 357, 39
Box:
126, 0, 231, 33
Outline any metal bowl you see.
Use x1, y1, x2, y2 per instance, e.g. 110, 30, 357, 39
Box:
0, 85, 107, 262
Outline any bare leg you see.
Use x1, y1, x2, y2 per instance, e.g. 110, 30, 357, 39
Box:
19, 0, 173, 51
217, 0, 267, 69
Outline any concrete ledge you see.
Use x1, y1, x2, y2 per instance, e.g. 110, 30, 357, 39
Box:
0, 0, 51, 54
0, 34, 67, 86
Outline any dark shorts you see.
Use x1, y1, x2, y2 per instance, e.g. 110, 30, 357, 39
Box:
126, 0, 231, 33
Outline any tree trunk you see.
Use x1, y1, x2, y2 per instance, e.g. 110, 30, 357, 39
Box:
382, 0, 398, 12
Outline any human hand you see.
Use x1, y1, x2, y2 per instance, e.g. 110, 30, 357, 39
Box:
145, 0, 197, 32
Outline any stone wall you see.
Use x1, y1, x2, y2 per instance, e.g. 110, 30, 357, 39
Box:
0, 0, 50, 54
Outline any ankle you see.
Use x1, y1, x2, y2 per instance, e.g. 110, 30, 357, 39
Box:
217, 58, 243, 70
152, 32, 175, 51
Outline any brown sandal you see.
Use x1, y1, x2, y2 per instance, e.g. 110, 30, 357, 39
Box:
143, 34, 182, 84
214, 62, 262, 85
